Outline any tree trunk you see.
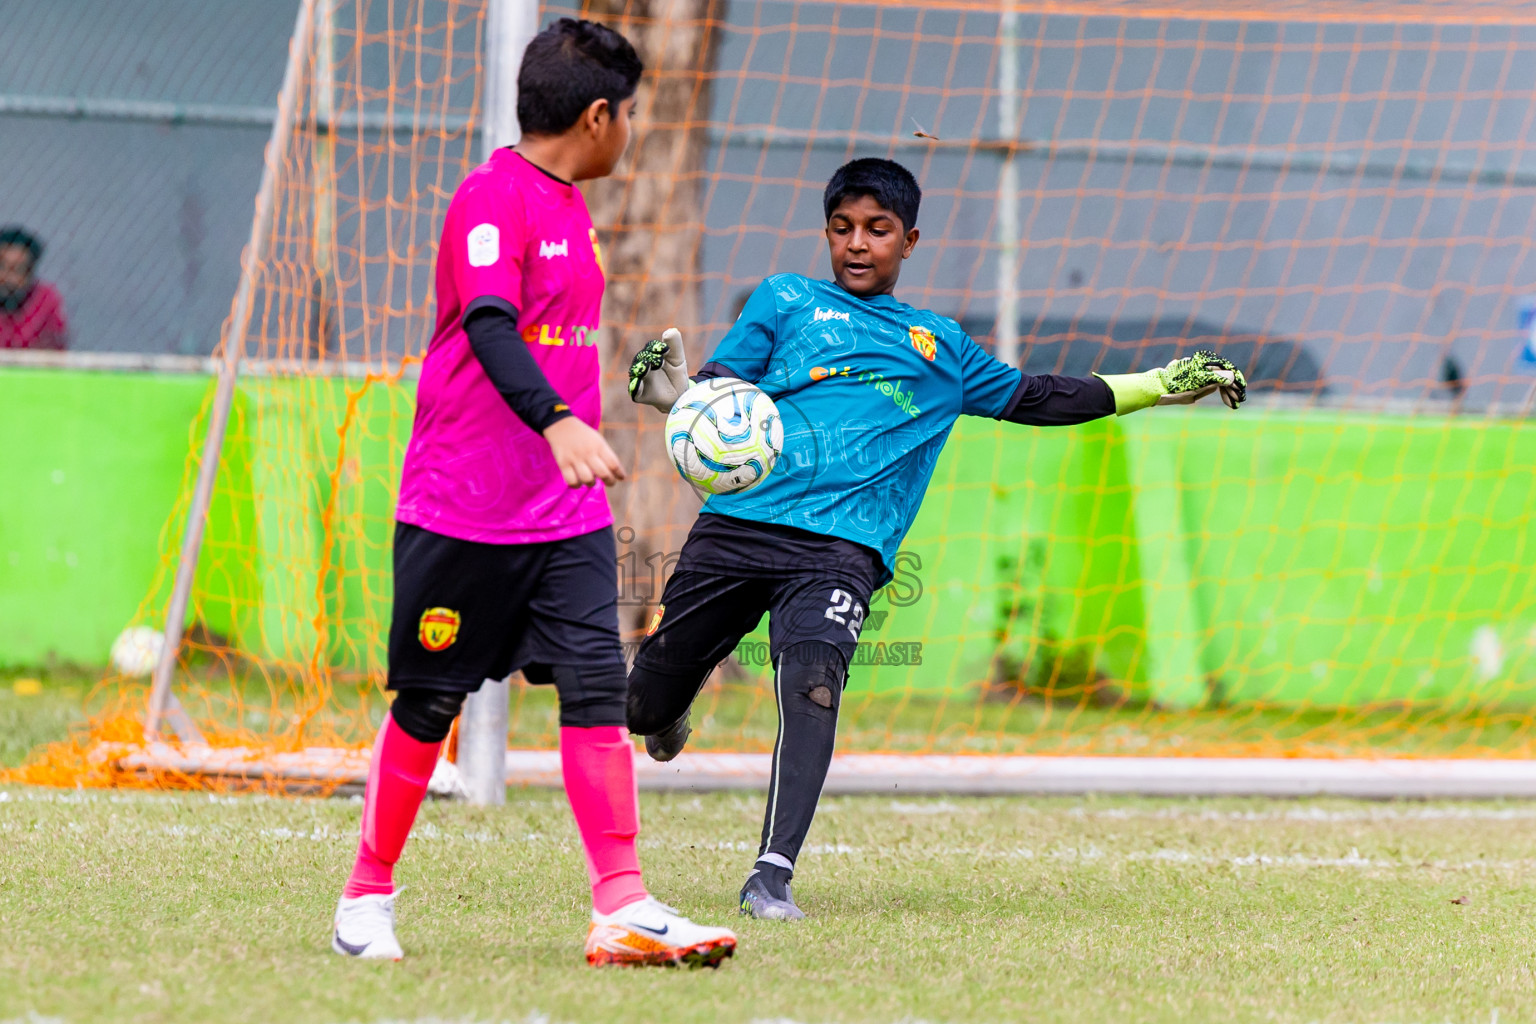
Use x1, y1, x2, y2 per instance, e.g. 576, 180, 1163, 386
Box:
581, 0, 720, 636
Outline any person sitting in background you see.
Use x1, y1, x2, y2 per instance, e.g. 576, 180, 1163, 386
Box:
0, 226, 67, 350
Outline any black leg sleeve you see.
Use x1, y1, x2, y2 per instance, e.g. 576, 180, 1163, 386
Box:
626, 570, 768, 736
626, 662, 713, 736
525, 662, 628, 729
389, 688, 467, 743
759, 641, 847, 867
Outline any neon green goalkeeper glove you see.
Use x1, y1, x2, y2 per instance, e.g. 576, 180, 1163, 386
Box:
628, 327, 692, 412
1096, 350, 1247, 415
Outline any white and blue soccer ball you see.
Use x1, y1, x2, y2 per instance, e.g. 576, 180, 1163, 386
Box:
665, 377, 783, 495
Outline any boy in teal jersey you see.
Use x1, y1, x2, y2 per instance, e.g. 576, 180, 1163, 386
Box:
626, 158, 1245, 920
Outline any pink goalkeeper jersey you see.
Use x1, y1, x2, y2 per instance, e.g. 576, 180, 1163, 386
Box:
396, 149, 611, 544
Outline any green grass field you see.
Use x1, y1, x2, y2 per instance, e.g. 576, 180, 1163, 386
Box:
0, 669, 88, 768
4, 784, 1536, 1023
5, 671, 1536, 1023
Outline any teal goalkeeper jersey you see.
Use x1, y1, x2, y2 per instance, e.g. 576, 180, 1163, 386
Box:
700, 273, 1023, 578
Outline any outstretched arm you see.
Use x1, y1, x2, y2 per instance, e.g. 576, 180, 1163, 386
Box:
999, 373, 1116, 426
996, 352, 1247, 425
1096, 350, 1247, 413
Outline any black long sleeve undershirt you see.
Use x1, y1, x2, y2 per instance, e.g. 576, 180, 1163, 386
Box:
463, 298, 573, 433
693, 360, 732, 382
998, 372, 1116, 426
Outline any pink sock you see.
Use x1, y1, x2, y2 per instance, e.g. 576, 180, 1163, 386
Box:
343, 713, 442, 898
561, 725, 648, 915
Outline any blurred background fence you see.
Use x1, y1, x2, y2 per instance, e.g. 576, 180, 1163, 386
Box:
7, 1, 1536, 404
7, 0, 1536, 777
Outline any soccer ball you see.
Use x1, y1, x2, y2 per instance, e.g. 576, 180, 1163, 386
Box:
665, 377, 783, 495
110, 626, 166, 678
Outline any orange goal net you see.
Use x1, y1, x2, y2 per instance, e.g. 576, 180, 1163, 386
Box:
18, 0, 1536, 788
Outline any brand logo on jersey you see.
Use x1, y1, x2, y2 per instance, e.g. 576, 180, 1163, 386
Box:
646, 605, 665, 637
467, 223, 499, 267
538, 238, 569, 259
811, 364, 918, 415
813, 307, 851, 323
857, 370, 921, 418
589, 228, 606, 275
909, 325, 937, 361
418, 607, 461, 652
810, 365, 857, 381
521, 323, 599, 347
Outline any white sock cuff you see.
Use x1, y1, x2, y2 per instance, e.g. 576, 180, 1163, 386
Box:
757, 852, 793, 872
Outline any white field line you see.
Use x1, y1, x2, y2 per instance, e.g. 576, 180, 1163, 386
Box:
749, 1020, 960, 1024
344, 1019, 966, 1024
879, 800, 1536, 822
0, 818, 854, 858
12, 785, 1536, 824
4, 1018, 968, 1024
13, 787, 1536, 825
1066, 804, 1536, 822
5, 816, 1533, 873
0, 789, 275, 806
333, 1017, 562, 1024
507, 751, 1536, 798
345, 1018, 559, 1024
958, 845, 1536, 872
3, 1017, 1500, 1024
885, 800, 968, 814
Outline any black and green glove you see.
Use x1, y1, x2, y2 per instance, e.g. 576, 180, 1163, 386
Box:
628, 327, 691, 412
1096, 350, 1247, 415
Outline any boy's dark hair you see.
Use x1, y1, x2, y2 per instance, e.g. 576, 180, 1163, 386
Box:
0, 225, 42, 264
823, 158, 921, 232
516, 18, 643, 137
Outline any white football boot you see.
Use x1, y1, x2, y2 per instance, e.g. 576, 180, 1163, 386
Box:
332, 892, 404, 960
584, 895, 737, 968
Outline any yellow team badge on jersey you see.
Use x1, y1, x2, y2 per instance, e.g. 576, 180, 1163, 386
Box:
418, 607, 461, 652
909, 325, 937, 362
646, 605, 666, 637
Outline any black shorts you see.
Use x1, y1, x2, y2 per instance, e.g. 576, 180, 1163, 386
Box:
388, 522, 624, 692
632, 515, 882, 678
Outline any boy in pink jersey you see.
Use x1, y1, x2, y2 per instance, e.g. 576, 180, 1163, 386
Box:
332, 18, 736, 968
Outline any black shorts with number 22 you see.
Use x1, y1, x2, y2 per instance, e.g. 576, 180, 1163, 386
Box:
631, 514, 881, 680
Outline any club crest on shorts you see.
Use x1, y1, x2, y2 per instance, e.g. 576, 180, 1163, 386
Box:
909, 325, 937, 361
418, 607, 461, 652
646, 605, 666, 636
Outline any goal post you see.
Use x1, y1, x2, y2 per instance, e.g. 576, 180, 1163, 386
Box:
144, 0, 320, 745
141, 0, 539, 797
18, 0, 1536, 797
